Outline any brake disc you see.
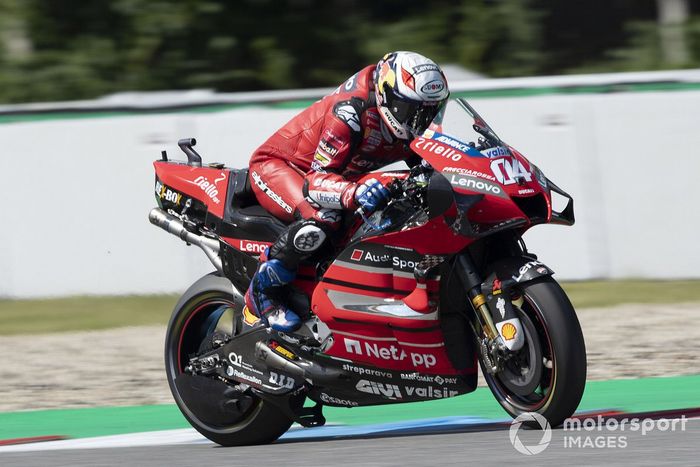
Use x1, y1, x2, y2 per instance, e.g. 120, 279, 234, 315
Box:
496, 309, 543, 396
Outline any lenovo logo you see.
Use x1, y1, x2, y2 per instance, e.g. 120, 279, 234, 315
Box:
238, 239, 269, 254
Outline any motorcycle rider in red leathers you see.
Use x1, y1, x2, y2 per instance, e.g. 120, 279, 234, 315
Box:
245, 51, 450, 332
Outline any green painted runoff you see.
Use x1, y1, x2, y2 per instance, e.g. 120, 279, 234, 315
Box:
1, 375, 698, 441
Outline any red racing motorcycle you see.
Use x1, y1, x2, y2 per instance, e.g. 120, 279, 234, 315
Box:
150, 98, 585, 446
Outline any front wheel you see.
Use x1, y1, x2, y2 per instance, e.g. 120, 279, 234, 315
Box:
164, 273, 295, 446
482, 277, 586, 427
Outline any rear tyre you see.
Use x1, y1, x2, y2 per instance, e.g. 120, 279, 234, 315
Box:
482, 277, 586, 427
164, 273, 294, 446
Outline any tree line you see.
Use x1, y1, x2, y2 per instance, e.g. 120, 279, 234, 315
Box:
0, 0, 698, 103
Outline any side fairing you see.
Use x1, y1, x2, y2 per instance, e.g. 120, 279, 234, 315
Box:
313, 241, 475, 376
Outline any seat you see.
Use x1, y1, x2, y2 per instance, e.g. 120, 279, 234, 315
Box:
225, 168, 290, 242
231, 168, 258, 208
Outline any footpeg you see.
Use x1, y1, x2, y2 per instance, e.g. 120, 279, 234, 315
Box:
253, 390, 326, 428
295, 402, 326, 427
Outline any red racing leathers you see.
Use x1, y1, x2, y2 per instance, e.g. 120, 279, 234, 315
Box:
249, 65, 415, 227
244, 65, 418, 328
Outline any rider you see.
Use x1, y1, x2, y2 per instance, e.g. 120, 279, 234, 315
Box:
245, 51, 450, 332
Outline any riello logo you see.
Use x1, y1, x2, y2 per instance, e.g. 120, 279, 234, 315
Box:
188, 172, 226, 205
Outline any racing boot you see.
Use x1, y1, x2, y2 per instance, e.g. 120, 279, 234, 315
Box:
244, 255, 301, 333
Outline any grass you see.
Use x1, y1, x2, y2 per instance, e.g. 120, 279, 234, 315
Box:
0, 295, 178, 335
0, 280, 698, 336
561, 280, 700, 308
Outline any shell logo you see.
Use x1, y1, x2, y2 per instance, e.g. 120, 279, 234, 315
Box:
501, 322, 517, 341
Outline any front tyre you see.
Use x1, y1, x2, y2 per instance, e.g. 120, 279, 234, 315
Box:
164, 273, 294, 446
482, 277, 586, 427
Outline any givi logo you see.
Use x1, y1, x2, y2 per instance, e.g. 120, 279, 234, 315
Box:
356, 380, 402, 399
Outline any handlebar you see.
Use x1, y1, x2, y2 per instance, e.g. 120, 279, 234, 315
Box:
353, 170, 429, 231
353, 178, 403, 215
354, 207, 386, 231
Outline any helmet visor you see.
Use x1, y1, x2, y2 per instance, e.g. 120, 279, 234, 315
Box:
383, 84, 446, 136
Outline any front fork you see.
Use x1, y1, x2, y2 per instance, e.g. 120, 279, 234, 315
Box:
456, 254, 526, 374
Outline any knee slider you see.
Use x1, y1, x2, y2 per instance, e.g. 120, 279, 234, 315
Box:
292, 223, 326, 253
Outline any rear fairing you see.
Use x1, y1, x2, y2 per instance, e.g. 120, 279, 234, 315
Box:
154, 161, 232, 220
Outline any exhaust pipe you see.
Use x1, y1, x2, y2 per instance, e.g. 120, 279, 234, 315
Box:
149, 208, 222, 272
254, 341, 348, 386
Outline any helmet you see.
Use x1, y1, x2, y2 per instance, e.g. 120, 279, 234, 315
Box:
374, 51, 449, 140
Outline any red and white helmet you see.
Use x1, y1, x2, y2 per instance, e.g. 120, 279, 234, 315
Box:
374, 51, 449, 140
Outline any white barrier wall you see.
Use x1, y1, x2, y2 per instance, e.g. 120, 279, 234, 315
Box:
1, 90, 699, 298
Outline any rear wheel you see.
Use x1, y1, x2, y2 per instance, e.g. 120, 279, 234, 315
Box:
481, 277, 586, 427
164, 274, 294, 446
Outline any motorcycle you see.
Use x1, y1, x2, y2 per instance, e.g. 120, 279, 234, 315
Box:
150, 98, 585, 446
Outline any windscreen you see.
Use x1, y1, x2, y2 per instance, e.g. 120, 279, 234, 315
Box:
425, 98, 512, 159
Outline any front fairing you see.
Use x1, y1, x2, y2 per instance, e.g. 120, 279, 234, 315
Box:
408, 98, 573, 234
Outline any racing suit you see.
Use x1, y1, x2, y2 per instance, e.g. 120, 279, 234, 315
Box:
246, 65, 415, 329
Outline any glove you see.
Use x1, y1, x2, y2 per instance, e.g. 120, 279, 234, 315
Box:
355, 178, 391, 213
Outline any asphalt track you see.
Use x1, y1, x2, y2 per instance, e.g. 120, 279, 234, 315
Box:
0, 417, 697, 467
